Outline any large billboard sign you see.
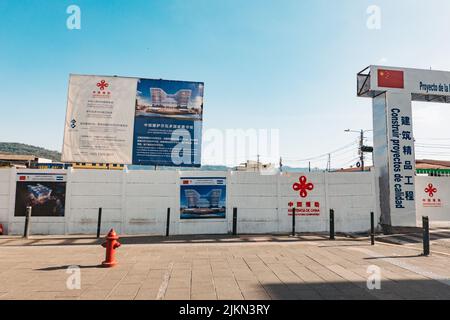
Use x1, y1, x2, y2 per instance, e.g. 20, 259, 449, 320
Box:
14, 173, 67, 217
62, 75, 203, 167
133, 79, 203, 166
180, 177, 226, 219
62, 75, 137, 164
357, 65, 450, 228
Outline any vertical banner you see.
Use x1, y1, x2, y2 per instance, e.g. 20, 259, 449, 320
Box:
180, 177, 226, 219
62, 75, 138, 164
14, 173, 67, 217
133, 79, 204, 167
385, 92, 416, 226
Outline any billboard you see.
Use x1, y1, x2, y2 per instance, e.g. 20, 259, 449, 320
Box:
62, 74, 204, 167
180, 177, 226, 219
133, 79, 203, 167
62, 75, 138, 164
14, 173, 66, 217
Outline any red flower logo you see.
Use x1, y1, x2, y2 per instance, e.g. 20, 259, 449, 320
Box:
425, 183, 437, 197
96, 80, 109, 91
293, 176, 314, 198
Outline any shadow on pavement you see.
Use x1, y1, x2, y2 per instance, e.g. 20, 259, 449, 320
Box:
0, 233, 358, 247
364, 254, 422, 259
36, 264, 103, 271
263, 279, 450, 300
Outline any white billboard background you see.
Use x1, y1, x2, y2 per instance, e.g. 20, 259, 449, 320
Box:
62, 75, 138, 164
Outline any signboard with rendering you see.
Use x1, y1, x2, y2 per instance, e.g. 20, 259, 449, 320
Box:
180, 177, 226, 219
62, 74, 204, 167
14, 173, 67, 217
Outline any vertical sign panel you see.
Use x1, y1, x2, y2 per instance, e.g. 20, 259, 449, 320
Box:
385, 92, 416, 226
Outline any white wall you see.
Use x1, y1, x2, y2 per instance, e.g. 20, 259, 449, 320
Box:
416, 176, 450, 226
1, 168, 381, 235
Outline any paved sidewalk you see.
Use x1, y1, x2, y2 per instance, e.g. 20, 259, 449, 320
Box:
1, 234, 450, 300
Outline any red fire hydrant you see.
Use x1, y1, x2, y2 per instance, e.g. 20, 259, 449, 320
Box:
101, 229, 121, 267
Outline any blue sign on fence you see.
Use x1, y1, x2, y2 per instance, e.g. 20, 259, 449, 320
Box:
180, 177, 226, 219
132, 79, 204, 167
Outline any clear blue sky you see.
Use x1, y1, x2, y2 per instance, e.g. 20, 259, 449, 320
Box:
1, 0, 450, 168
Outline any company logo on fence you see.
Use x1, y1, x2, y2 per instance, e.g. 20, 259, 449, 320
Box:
289, 176, 321, 216
293, 176, 314, 198
425, 183, 437, 197
423, 183, 442, 207
92, 80, 111, 96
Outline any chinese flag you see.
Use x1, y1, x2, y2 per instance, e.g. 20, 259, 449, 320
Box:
377, 69, 404, 89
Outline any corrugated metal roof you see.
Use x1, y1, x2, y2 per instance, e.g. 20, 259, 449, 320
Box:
0, 153, 37, 161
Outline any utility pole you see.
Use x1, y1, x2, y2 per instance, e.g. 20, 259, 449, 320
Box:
345, 129, 372, 171
257, 154, 260, 172
359, 129, 365, 172
327, 153, 331, 172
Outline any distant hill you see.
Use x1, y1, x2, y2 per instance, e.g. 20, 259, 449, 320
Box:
0, 142, 61, 161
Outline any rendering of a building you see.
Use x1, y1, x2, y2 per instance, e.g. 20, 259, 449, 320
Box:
27, 184, 52, 202
150, 88, 192, 109
184, 188, 222, 208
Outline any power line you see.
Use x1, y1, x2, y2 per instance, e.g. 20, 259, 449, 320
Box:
282, 141, 358, 162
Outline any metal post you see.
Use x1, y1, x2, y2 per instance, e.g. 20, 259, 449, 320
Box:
96, 207, 102, 239
292, 207, 296, 236
166, 208, 171, 237
232, 208, 237, 235
423, 216, 430, 256
329, 209, 335, 240
370, 211, 375, 245
23, 206, 32, 238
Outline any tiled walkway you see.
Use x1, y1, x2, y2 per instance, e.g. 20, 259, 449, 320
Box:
1, 234, 450, 300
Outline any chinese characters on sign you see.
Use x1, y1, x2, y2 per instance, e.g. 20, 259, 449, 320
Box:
62, 75, 204, 167
390, 107, 415, 209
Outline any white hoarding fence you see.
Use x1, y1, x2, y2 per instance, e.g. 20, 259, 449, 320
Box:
0, 168, 381, 236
